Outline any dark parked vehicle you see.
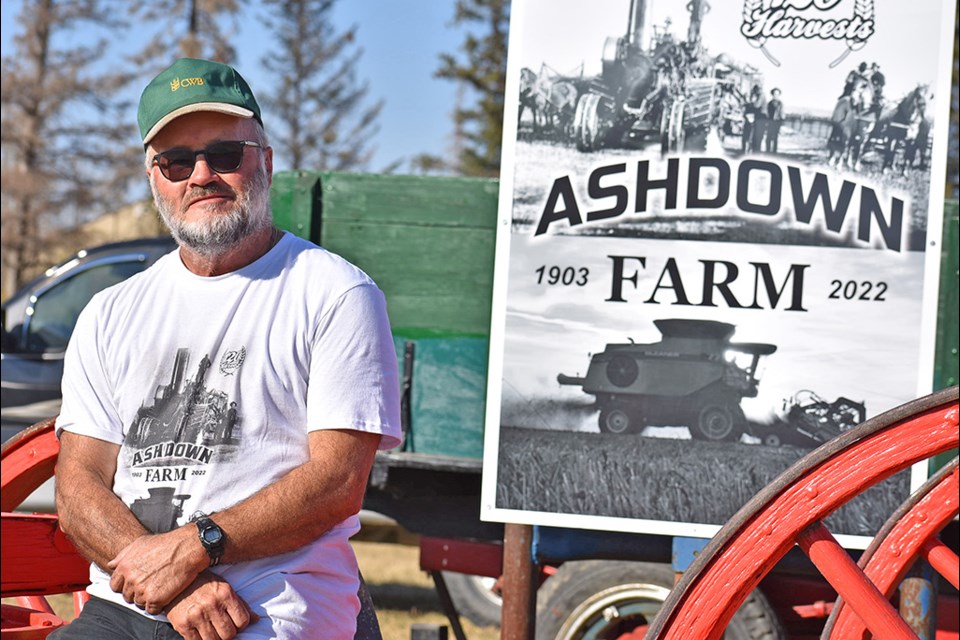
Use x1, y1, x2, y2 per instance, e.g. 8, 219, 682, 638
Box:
1, 237, 175, 440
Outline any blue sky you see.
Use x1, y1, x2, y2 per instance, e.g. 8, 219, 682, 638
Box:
1, 1, 470, 173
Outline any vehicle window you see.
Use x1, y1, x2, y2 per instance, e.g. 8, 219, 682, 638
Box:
25, 261, 147, 352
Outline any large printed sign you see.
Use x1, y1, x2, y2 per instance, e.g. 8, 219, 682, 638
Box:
480, 0, 956, 547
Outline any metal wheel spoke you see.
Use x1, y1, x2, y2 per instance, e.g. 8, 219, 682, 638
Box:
797, 523, 916, 639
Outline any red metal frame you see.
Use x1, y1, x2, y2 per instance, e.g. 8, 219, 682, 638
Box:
645, 387, 959, 640
1, 419, 90, 637
419, 536, 504, 578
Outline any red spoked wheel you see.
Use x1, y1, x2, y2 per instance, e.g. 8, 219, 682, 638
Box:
644, 386, 959, 640
1, 419, 59, 511
822, 457, 959, 637
1, 418, 90, 637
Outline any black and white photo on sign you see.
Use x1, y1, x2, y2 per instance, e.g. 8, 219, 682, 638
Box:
511, 0, 938, 177
482, 0, 955, 547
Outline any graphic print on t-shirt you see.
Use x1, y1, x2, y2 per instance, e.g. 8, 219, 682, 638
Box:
123, 347, 243, 532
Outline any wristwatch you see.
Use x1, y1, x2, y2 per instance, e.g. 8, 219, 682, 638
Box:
193, 513, 225, 567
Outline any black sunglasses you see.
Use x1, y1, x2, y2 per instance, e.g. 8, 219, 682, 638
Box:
152, 140, 263, 182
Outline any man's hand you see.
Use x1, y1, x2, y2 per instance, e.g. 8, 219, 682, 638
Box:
108, 527, 207, 614
166, 571, 258, 640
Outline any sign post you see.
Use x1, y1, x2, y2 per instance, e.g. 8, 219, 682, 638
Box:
501, 523, 537, 640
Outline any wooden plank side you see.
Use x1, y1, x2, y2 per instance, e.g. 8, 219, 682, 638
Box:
317, 174, 496, 459
318, 172, 499, 228
1, 514, 89, 597
329, 219, 491, 456
269, 172, 499, 459
932, 199, 959, 474
322, 222, 495, 295
270, 171, 498, 335
270, 171, 322, 244
320, 172, 496, 333
322, 222, 495, 336
407, 337, 488, 458
385, 297, 493, 340
935, 199, 958, 390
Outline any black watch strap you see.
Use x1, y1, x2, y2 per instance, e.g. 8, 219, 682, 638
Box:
194, 513, 225, 567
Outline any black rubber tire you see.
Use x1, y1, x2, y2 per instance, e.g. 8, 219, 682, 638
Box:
536, 561, 672, 640
724, 587, 786, 640
598, 403, 638, 434
441, 571, 502, 628
535, 560, 784, 640
693, 402, 743, 442
763, 433, 782, 447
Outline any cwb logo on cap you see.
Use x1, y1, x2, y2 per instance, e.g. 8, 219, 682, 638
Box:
138, 58, 262, 144
170, 77, 206, 92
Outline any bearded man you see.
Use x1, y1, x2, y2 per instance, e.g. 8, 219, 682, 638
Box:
51, 58, 402, 640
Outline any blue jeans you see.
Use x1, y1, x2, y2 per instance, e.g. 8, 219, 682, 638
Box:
48, 596, 183, 640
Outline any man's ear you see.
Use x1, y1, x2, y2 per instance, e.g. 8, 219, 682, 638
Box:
265, 146, 274, 186
144, 147, 154, 179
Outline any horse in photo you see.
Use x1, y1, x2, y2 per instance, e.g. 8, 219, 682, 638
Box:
902, 115, 931, 175
826, 79, 870, 170
535, 77, 579, 140
518, 67, 541, 133
855, 84, 929, 174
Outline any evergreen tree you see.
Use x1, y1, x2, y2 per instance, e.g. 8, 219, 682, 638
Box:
128, 0, 245, 68
436, 0, 509, 177
1, 0, 139, 293
260, 0, 383, 171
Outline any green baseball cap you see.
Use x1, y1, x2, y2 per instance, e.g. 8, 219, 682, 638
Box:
138, 58, 262, 145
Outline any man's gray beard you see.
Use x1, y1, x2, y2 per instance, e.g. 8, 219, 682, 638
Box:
151, 168, 272, 258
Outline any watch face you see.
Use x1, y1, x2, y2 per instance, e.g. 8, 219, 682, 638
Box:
202, 527, 223, 545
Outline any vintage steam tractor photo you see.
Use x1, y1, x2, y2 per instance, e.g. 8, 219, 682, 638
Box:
571, 0, 720, 152
558, 318, 777, 440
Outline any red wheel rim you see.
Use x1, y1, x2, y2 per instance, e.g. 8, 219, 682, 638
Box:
644, 387, 959, 640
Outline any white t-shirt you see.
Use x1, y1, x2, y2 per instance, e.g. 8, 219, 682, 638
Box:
57, 232, 402, 638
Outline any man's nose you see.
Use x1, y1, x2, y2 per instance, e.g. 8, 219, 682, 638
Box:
188, 154, 220, 184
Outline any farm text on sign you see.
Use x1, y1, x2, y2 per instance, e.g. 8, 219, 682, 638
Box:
606, 256, 810, 311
